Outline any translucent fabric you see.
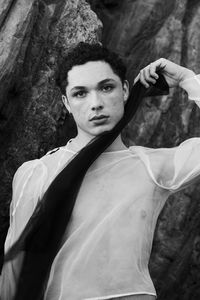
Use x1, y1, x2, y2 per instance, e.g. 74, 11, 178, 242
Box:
1, 75, 200, 300
2, 134, 200, 299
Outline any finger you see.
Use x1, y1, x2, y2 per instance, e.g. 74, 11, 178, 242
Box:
140, 69, 149, 88
133, 73, 140, 85
143, 66, 156, 84
149, 63, 159, 79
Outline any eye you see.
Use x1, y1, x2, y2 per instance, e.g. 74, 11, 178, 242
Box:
101, 85, 114, 92
73, 91, 87, 98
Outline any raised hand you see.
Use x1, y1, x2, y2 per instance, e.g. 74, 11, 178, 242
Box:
134, 58, 195, 88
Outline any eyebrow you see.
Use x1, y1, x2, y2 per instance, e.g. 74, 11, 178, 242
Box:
70, 78, 116, 92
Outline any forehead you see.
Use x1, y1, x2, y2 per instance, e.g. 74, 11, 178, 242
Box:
67, 61, 120, 89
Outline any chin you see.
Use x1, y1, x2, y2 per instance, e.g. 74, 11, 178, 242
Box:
89, 125, 116, 136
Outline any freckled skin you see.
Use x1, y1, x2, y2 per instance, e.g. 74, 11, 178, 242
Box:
63, 61, 129, 141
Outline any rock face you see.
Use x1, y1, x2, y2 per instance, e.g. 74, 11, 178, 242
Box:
0, 0, 102, 268
1, 0, 200, 299
88, 0, 200, 299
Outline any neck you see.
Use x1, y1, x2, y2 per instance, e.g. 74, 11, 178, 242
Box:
68, 133, 128, 152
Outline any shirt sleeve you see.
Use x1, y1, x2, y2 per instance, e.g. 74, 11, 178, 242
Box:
133, 137, 200, 193
0, 159, 47, 300
133, 74, 200, 193
161, 74, 200, 191
179, 74, 200, 104
159, 138, 200, 192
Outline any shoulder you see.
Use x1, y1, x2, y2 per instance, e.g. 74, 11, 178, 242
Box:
44, 146, 61, 156
129, 145, 154, 154
12, 158, 46, 204
40, 145, 75, 171
13, 158, 42, 186
10, 145, 73, 219
129, 145, 167, 159
13, 146, 63, 186
14, 144, 73, 185
128, 145, 172, 188
129, 145, 173, 158
128, 145, 174, 171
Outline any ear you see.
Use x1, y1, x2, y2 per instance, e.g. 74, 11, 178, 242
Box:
122, 80, 129, 104
62, 95, 71, 113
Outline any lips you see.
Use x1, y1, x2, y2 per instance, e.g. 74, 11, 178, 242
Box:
90, 115, 109, 121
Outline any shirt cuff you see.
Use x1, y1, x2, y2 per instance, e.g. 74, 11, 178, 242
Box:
179, 74, 200, 101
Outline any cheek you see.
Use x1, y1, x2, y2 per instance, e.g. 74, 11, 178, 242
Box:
109, 95, 125, 114
70, 102, 89, 122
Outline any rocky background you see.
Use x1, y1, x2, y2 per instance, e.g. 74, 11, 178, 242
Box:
0, 0, 200, 299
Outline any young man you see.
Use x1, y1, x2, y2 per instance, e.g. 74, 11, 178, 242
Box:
1, 43, 200, 300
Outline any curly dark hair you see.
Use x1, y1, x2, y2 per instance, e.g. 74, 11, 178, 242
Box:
57, 42, 127, 95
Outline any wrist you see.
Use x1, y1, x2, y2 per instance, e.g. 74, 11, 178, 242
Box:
179, 69, 196, 87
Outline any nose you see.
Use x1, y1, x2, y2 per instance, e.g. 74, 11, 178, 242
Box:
90, 92, 104, 111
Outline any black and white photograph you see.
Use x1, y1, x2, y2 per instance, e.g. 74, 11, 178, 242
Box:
0, 1, 200, 299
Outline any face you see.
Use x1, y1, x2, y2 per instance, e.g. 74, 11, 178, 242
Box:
63, 61, 129, 140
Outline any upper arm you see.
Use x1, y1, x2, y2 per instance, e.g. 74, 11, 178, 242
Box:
133, 138, 200, 193
0, 159, 47, 299
159, 138, 200, 192
7, 159, 47, 247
